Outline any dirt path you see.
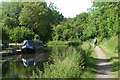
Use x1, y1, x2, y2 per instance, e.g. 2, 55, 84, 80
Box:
95, 46, 115, 79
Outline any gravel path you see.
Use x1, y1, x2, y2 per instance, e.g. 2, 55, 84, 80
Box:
95, 46, 115, 79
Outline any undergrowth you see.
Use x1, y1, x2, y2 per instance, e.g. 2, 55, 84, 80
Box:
80, 41, 97, 78
32, 45, 94, 78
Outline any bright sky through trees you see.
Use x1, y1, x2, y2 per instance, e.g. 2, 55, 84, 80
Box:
0, 0, 93, 18
46, 0, 93, 18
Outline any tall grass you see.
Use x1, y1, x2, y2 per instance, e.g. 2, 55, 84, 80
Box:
32, 45, 93, 78
99, 36, 118, 53
47, 41, 82, 46
81, 41, 97, 78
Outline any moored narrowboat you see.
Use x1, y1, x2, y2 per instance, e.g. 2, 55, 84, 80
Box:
22, 40, 43, 53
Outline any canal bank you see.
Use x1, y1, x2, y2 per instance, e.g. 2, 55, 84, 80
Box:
2, 44, 96, 78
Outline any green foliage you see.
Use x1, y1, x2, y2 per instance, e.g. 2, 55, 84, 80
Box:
51, 2, 119, 42
9, 26, 34, 42
1, 2, 23, 28
1, 2, 63, 43
99, 36, 118, 54
34, 34, 40, 40
81, 41, 97, 78
2, 23, 9, 46
1, 1, 119, 44
72, 12, 88, 26
2, 24, 9, 41
19, 2, 63, 42
32, 46, 85, 78
82, 2, 119, 41
49, 3, 64, 25
52, 13, 88, 41
47, 41, 82, 46
32, 44, 95, 78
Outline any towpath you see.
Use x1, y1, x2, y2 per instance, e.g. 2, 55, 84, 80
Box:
95, 46, 115, 79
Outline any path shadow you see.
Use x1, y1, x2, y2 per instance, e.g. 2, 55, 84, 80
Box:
88, 57, 118, 76
96, 57, 119, 76
97, 64, 111, 73
108, 57, 118, 62
84, 57, 98, 73
106, 57, 118, 72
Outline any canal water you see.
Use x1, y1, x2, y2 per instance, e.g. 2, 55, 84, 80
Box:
2, 45, 68, 78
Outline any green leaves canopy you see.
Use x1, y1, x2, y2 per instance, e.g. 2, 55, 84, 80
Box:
19, 2, 63, 42
9, 26, 34, 42
1, 2, 23, 28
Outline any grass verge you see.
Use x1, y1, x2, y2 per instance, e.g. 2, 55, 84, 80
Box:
80, 40, 97, 78
47, 41, 82, 46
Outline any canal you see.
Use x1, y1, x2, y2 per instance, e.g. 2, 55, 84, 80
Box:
2, 45, 69, 78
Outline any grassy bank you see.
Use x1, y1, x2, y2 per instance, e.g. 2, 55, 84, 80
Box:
0, 50, 13, 54
0, 43, 23, 46
9, 43, 23, 45
47, 41, 82, 46
32, 43, 95, 78
98, 36, 118, 78
80, 40, 97, 78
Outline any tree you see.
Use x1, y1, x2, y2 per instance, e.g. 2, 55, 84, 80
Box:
72, 12, 88, 26
2, 24, 9, 41
1, 2, 23, 28
82, 2, 119, 41
9, 26, 34, 43
2, 23, 9, 46
19, 2, 63, 42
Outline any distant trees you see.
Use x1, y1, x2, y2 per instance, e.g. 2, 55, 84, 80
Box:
52, 2, 119, 41
1, 2, 23, 28
1, 1, 119, 43
52, 12, 88, 41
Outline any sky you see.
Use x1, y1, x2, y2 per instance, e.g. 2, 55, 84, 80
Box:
0, 0, 93, 18
46, 0, 93, 18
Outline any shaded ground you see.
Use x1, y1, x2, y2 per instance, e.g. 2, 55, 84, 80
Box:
95, 46, 115, 79
0, 45, 1, 79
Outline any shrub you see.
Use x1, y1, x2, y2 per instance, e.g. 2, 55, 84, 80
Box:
9, 26, 34, 42
32, 46, 85, 78
34, 34, 40, 40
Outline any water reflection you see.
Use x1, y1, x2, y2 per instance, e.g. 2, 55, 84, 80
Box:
2, 45, 69, 78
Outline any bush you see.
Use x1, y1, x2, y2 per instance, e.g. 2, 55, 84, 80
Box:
9, 26, 34, 42
34, 34, 40, 40
2, 25, 9, 41
2, 41, 9, 48
32, 46, 85, 78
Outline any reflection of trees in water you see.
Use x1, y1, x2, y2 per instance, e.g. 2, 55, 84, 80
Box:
2, 61, 9, 77
2, 60, 36, 78
21, 50, 50, 63
2, 46, 69, 78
